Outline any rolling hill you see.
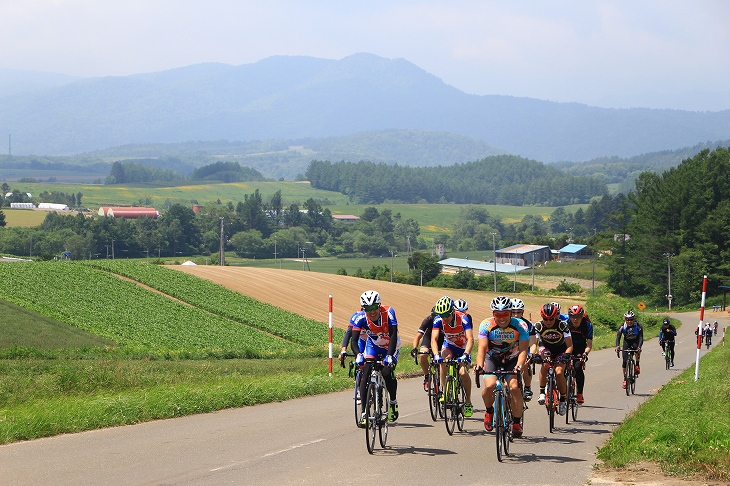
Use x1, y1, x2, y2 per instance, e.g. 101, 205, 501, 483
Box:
2, 53, 729, 164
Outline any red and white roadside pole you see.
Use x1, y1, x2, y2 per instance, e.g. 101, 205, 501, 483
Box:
695, 275, 707, 381
328, 295, 333, 377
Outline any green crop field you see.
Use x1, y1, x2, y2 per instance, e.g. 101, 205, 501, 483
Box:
6, 180, 587, 238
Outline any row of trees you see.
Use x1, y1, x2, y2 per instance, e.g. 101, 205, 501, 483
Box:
305, 155, 608, 205
606, 147, 730, 308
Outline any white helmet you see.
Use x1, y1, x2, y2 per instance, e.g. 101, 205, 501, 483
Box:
511, 298, 525, 311
360, 290, 381, 308
453, 299, 468, 312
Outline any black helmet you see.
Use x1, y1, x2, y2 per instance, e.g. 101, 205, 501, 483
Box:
662, 318, 670, 325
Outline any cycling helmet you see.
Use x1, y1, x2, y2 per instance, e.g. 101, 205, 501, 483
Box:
453, 299, 468, 312
568, 305, 584, 317
624, 310, 635, 320
434, 296, 454, 315
551, 301, 561, 312
490, 295, 512, 312
360, 290, 381, 308
540, 302, 560, 320
511, 298, 525, 311
662, 318, 670, 325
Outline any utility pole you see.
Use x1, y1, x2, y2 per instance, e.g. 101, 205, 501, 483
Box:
491, 232, 497, 292
663, 252, 674, 310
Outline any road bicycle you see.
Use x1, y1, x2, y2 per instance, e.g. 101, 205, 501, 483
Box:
532, 353, 568, 433
618, 348, 639, 396
442, 358, 467, 435
565, 355, 583, 423
660, 341, 674, 370
415, 350, 443, 421
475, 368, 520, 462
342, 353, 364, 428
705, 332, 712, 349
362, 358, 391, 454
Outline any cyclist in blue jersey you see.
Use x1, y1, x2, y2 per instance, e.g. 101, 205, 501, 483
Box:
351, 290, 400, 423
533, 302, 573, 415
339, 310, 366, 367
432, 296, 475, 418
615, 310, 643, 389
475, 296, 530, 438
567, 305, 593, 404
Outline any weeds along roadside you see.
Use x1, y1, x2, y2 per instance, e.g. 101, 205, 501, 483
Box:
596, 342, 730, 482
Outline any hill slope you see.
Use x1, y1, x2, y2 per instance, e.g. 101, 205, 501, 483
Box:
2, 53, 729, 162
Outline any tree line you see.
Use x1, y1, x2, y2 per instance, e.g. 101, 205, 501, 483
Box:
305, 155, 608, 205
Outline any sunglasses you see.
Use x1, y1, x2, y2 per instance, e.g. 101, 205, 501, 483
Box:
542, 317, 556, 321
493, 310, 511, 318
363, 304, 380, 312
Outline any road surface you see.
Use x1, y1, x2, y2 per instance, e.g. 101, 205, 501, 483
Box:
0, 312, 722, 485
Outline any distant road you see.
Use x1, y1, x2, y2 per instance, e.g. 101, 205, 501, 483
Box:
0, 312, 720, 485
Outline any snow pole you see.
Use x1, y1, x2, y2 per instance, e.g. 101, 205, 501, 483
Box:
328, 295, 333, 377
695, 275, 707, 381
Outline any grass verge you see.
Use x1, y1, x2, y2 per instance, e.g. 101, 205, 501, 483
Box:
596, 342, 730, 481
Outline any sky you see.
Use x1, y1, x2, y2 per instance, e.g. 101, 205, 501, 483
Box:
2, 0, 730, 111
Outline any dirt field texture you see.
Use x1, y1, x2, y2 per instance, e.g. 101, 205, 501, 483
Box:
172, 265, 723, 486
173, 266, 585, 336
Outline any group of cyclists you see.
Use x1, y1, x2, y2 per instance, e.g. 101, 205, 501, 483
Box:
339, 289, 705, 439
339, 291, 598, 439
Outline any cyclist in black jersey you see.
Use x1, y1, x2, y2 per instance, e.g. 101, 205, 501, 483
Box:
658, 318, 677, 367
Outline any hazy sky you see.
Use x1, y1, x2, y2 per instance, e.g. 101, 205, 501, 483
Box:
2, 1, 729, 111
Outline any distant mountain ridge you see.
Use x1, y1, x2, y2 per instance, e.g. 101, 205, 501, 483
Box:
1, 53, 729, 162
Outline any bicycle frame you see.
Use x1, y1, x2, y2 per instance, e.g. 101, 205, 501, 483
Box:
475, 368, 520, 462
442, 359, 467, 435
363, 358, 390, 454
618, 349, 638, 396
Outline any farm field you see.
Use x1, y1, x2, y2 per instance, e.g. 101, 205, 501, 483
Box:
4, 180, 588, 237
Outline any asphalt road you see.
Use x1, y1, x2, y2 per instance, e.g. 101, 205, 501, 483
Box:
0, 312, 722, 486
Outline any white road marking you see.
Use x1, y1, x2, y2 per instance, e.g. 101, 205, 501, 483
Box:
209, 439, 326, 472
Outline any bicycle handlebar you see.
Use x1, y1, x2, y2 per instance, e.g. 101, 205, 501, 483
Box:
474, 367, 519, 389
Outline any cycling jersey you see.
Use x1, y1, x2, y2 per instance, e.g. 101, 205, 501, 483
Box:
659, 324, 676, 342
341, 310, 366, 352
534, 318, 571, 355
352, 306, 399, 360
568, 318, 594, 355
417, 314, 442, 350
478, 316, 530, 362
616, 321, 644, 349
433, 310, 471, 350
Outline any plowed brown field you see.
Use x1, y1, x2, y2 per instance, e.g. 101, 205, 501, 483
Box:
173, 266, 584, 338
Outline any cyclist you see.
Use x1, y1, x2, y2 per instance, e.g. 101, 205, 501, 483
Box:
510, 298, 536, 402
713, 321, 718, 335
567, 305, 593, 404
475, 295, 529, 437
703, 323, 713, 346
339, 310, 366, 366
615, 310, 643, 389
431, 296, 475, 418
658, 317, 677, 367
533, 302, 573, 415
351, 290, 400, 423
410, 307, 442, 391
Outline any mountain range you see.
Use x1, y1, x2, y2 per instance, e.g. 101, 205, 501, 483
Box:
1, 53, 729, 163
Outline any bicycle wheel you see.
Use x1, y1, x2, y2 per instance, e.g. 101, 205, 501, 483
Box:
630, 366, 636, 394
354, 370, 363, 428
503, 389, 512, 455
547, 374, 556, 433
665, 352, 670, 370
625, 359, 631, 397
495, 390, 504, 462
365, 382, 377, 454
379, 385, 389, 448
565, 372, 573, 424
444, 376, 457, 436
456, 376, 466, 432
428, 370, 440, 421
570, 377, 578, 421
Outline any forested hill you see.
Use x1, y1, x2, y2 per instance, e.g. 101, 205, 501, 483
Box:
306, 155, 607, 205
